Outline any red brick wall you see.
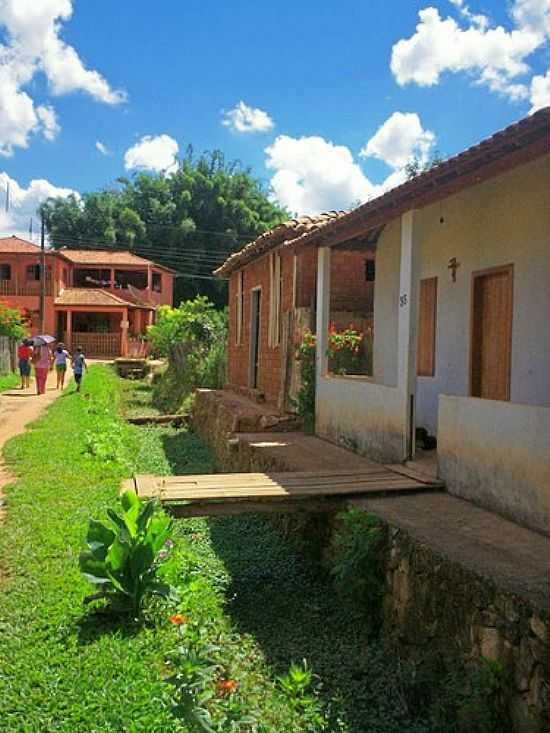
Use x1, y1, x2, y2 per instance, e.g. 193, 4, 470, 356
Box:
227, 246, 375, 404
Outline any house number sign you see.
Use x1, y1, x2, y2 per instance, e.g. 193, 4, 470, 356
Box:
399, 294, 408, 308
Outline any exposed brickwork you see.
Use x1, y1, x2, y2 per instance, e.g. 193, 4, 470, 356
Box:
227, 245, 375, 405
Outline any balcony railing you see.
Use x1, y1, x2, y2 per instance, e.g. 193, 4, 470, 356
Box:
0, 280, 53, 297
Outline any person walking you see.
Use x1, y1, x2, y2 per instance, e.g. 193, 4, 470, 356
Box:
17, 339, 32, 389
32, 343, 51, 395
72, 347, 87, 393
52, 343, 70, 390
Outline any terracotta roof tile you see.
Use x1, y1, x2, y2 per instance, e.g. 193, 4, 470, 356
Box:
54, 288, 152, 308
57, 249, 156, 267
0, 236, 44, 254
214, 211, 347, 277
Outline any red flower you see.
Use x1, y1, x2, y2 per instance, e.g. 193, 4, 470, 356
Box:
169, 613, 188, 625
216, 678, 238, 696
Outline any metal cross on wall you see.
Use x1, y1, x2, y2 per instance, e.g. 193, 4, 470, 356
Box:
448, 257, 461, 283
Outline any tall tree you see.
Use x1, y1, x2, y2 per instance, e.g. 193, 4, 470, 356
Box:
40, 148, 287, 305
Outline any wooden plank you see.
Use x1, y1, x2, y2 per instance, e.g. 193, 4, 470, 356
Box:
159, 471, 395, 491
158, 480, 437, 501
160, 466, 393, 483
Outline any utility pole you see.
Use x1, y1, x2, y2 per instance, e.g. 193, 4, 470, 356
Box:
40, 216, 46, 333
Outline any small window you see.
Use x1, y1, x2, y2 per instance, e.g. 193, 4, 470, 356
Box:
0, 264, 11, 280
26, 264, 40, 281
152, 272, 162, 292
417, 277, 438, 377
365, 259, 376, 282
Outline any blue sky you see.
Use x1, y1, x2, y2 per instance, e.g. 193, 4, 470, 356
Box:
0, 0, 549, 236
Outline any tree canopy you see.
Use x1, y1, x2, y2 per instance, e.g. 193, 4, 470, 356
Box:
40, 148, 287, 305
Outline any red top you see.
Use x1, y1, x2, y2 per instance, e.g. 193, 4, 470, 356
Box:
17, 345, 31, 360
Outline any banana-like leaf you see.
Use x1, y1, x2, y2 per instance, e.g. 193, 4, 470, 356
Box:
79, 551, 110, 581
107, 537, 129, 572
136, 499, 157, 534
86, 520, 115, 560
129, 543, 155, 580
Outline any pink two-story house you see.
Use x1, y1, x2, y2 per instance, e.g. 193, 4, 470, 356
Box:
0, 236, 174, 357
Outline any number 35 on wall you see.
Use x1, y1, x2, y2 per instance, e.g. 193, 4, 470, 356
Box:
399, 294, 408, 308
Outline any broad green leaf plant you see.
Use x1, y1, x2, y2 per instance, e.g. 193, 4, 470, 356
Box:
79, 490, 176, 617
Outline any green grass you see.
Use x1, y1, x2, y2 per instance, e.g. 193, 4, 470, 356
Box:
0, 372, 19, 392
0, 368, 503, 732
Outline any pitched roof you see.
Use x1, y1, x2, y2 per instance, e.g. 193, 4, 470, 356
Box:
0, 236, 45, 254
214, 212, 348, 277
57, 248, 157, 267
290, 105, 550, 251
54, 288, 154, 309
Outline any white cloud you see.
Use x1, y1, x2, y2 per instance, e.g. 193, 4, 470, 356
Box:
530, 70, 550, 111
265, 111, 437, 216
265, 135, 375, 215
36, 105, 60, 141
124, 134, 179, 173
222, 101, 275, 133
390, 2, 550, 101
0, 171, 77, 240
95, 140, 110, 156
360, 112, 435, 169
0, 0, 125, 156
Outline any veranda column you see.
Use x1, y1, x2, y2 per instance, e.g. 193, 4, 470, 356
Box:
397, 210, 421, 460
121, 308, 129, 356
315, 246, 331, 382
66, 310, 72, 351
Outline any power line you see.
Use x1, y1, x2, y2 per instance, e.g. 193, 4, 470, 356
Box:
51, 237, 235, 258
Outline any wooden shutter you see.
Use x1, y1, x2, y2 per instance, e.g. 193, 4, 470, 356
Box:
235, 271, 243, 345
417, 277, 438, 377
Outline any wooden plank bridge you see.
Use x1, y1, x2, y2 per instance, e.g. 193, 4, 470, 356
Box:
123, 465, 444, 517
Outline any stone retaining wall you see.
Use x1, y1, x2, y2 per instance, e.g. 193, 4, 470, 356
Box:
380, 524, 550, 731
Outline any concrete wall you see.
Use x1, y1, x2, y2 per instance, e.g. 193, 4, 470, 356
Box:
316, 375, 405, 463
414, 153, 550, 435
372, 219, 401, 388
439, 395, 550, 537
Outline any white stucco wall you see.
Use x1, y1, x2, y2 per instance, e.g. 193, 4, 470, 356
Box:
439, 395, 550, 537
316, 375, 406, 463
411, 154, 550, 435
372, 219, 401, 388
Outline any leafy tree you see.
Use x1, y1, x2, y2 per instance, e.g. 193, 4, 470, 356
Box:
405, 151, 445, 180
40, 148, 287, 305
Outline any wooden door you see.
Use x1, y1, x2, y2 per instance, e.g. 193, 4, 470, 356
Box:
470, 266, 513, 401
249, 289, 261, 389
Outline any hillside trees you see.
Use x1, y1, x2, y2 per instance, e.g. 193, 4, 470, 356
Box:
40, 148, 287, 305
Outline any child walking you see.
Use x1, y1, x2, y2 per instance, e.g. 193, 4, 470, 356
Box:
53, 343, 70, 390
72, 347, 86, 392
17, 339, 32, 389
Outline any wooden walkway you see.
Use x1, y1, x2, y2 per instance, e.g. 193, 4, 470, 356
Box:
124, 465, 444, 517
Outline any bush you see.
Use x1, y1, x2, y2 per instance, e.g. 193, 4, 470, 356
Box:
79, 490, 176, 618
294, 330, 317, 430
0, 302, 26, 340
149, 296, 228, 413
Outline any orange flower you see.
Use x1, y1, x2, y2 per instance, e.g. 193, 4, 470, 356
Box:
169, 613, 188, 625
216, 678, 238, 696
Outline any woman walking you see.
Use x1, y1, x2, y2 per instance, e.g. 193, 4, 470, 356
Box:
17, 339, 32, 389
32, 343, 51, 395
53, 343, 70, 390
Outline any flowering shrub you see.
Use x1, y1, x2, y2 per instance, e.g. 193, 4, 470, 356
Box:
328, 324, 364, 375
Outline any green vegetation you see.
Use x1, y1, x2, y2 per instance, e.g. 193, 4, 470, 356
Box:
0, 302, 26, 339
80, 491, 176, 617
0, 367, 509, 732
0, 372, 19, 392
294, 330, 316, 431
148, 296, 227, 414
40, 150, 287, 305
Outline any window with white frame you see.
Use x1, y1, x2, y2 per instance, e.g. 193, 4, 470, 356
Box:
235, 271, 244, 345
268, 252, 282, 347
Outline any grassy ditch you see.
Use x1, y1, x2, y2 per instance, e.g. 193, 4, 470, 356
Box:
0, 367, 507, 732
